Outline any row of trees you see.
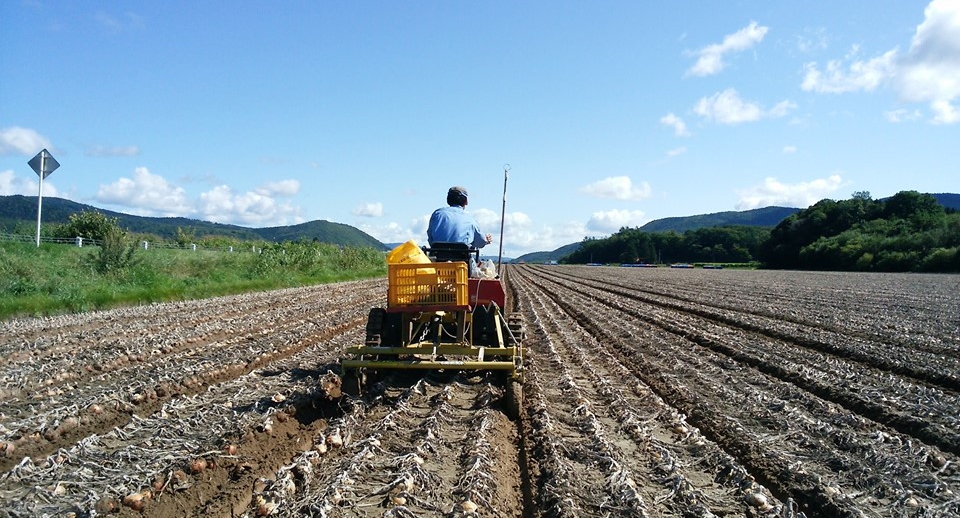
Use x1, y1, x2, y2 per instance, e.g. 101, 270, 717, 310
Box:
565, 225, 769, 265
563, 191, 959, 272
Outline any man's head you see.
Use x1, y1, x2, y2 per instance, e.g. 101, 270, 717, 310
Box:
447, 186, 468, 207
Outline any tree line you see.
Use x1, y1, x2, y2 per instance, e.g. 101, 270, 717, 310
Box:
563, 191, 960, 273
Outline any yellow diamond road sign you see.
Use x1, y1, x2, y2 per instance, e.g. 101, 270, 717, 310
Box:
28, 149, 60, 179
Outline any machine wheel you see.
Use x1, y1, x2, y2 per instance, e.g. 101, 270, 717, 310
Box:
505, 379, 523, 421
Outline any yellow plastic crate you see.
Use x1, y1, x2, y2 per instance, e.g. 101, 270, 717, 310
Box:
388, 262, 468, 308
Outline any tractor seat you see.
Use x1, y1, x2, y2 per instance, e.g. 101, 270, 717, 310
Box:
425, 242, 476, 263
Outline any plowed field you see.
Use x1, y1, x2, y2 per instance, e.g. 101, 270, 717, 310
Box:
1, 266, 958, 518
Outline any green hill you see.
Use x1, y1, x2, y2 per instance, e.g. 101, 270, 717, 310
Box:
513, 242, 580, 263
0, 195, 387, 249
639, 206, 800, 233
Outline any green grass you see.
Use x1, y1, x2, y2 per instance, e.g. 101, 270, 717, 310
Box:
0, 241, 387, 320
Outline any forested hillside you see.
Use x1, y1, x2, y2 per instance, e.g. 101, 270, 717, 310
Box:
562, 191, 959, 272
761, 191, 959, 271
0, 195, 386, 249
639, 206, 800, 233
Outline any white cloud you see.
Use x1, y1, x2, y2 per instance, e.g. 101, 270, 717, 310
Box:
686, 21, 769, 77
358, 221, 417, 245
694, 88, 796, 124
801, 0, 960, 124
198, 185, 303, 226
782, 145, 797, 154
796, 27, 829, 54
500, 213, 596, 257
0, 169, 62, 197
352, 202, 383, 217
580, 176, 652, 201
85, 145, 140, 157
884, 108, 924, 122
896, 0, 960, 106
660, 113, 691, 137
470, 207, 501, 230
930, 99, 960, 123
667, 147, 688, 157
95, 167, 193, 216
255, 179, 300, 196
800, 48, 897, 93
735, 174, 848, 210
586, 209, 647, 233
94, 169, 304, 225
0, 127, 52, 156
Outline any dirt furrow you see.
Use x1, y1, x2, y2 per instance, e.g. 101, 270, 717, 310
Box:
534, 269, 960, 456
514, 270, 780, 517
539, 267, 960, 389
514, 266, 959, 517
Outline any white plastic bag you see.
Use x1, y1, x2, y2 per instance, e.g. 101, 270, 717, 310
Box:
479, 259, 497, 278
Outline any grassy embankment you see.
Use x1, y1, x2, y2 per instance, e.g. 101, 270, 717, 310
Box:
0, 241, 387, 320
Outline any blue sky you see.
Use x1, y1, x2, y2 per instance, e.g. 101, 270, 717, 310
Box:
2, 1, 958, 257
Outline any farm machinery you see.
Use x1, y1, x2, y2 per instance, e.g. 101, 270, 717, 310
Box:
340, 167, 524, 416
339, 242, 525, 417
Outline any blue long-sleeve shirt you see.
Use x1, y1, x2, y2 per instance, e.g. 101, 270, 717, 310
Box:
427, 206, 487, 249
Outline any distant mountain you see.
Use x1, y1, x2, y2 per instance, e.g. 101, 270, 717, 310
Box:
513, 242, 580, 264
927, 193, 959, 211
639, 206, 800, 233
0, 195, 387, 249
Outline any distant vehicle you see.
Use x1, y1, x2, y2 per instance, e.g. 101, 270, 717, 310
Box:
670, 263, 694, 269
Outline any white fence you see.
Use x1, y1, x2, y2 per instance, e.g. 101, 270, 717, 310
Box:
0, 233, 260, 253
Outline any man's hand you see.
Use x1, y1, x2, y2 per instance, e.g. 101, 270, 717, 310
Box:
485, 233, 493, 244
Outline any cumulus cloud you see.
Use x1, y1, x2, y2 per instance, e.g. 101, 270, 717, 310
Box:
800, 47, 897, 93
735, 174, 848, 210
255, 179, 300, 196
352, 202, 383, 217
587, 209, 648, 233
94, 167, 304, 225
802, 0, 960, 124
198, 184, 303, 226
580, 176, 652, 201
0, 127, 52, 156
0, 169, 61, 197
895, 0, 960, 111
660, 113, 691, 137
686, 21, 769, 77
694, 88, 797, 124
782, 145, 797, 154
96, 167, 193, 216
85, 145, 140, 157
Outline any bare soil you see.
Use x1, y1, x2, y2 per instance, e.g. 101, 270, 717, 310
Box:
1, 266, 958, 517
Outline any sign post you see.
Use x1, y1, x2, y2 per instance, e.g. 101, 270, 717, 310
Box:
28, 149, 60, 247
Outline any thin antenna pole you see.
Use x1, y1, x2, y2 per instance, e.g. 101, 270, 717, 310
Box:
497, 164, 510, 270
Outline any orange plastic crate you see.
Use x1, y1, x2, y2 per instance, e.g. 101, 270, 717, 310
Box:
388, 262, 469, 308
